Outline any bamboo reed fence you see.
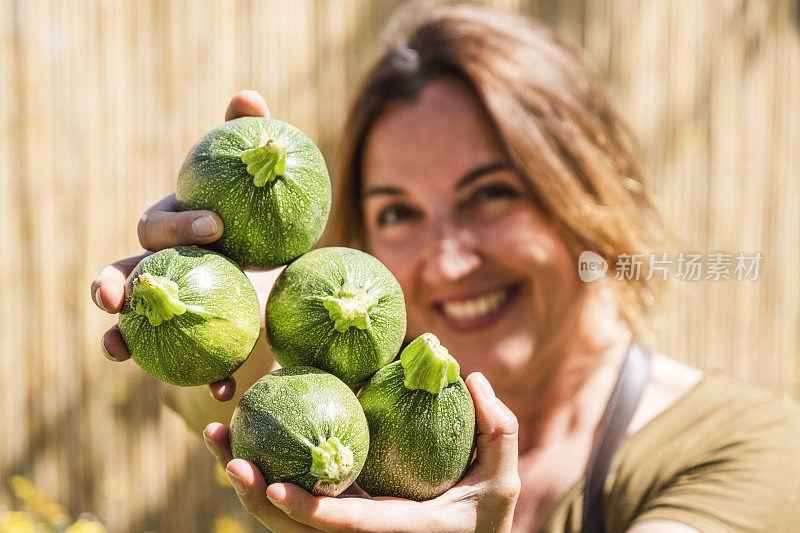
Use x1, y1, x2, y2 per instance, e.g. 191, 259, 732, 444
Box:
1, 0, 798, 531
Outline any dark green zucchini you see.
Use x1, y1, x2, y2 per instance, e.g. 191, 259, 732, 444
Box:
229, 366, 370, 497
118, 247, 260, 386
356, 333, 476, 500
265, 247, 406, 386
176, 117, 331, 269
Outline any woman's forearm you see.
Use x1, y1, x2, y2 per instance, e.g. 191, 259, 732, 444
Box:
162, 334, 277, 434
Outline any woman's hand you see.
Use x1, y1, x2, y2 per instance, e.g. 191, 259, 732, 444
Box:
89, 90, 276, 402
204, 372, 521, 533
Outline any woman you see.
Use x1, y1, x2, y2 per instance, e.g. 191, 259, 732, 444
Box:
91, 5, 800, 532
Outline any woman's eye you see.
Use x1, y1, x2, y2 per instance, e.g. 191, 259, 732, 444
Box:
468, 184, 520, 205
376, 204, 419, 227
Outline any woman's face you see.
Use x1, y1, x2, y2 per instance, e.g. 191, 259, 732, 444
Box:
361, 78, 585, 387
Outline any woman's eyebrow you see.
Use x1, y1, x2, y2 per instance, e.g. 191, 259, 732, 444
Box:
362, 185, 405, 199
455, 161, 513, 190
361, 161, 512, 199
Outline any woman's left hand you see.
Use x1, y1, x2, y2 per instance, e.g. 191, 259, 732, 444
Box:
203, 372, 521, 533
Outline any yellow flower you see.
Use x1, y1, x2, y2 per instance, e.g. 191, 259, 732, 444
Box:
6, 477, 36, 503
39, 503, 70, 527
6, 475, 70, 527
0, 510, 36, 533
214, 517, 246, 533
65, 518, 107, 533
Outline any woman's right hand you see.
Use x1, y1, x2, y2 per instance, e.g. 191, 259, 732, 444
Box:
204, 372, 521, 532
90, 90, 277, 402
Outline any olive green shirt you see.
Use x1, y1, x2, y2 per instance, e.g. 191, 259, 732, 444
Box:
542, 375, 800, 532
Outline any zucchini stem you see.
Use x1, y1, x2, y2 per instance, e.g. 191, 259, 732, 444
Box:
321, 282, 377, 333
130, 273, 187, 326
310, 437, 353, 485
400, 333, 460, 394
240, 134, 287, 187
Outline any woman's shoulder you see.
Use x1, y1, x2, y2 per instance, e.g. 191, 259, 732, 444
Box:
635, 353, 800, 438
608, 355, 800, 532
623, 352, 800, 475
540, 354, 800, 533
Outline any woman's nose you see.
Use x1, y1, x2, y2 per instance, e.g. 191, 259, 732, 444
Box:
421, 227, 481, 284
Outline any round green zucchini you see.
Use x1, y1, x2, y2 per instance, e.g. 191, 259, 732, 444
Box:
265, 247, 406, 386
118, 246, 261, 386
176, 116, 331, 269
229, 366, 369, 496
356, 333, 476, 501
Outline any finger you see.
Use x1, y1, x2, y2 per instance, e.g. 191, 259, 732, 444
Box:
203, 422, 234, 466
338, 481, 369, 498
101, 325, 131, 362
225, 90, 270, 121
266, 483, 433, 533
137, 193, 224, 251
90, 255, 148, 313
463, 372, 519, 481
208, 377, 236, 402
225, 459, 318, 533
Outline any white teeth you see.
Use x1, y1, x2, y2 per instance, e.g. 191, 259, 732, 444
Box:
441, 289, 510, 320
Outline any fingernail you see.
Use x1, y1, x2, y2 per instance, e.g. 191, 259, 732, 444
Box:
192, 215, 218, 239
267, 485, 289, 511
203, 433, 219, 460
475, 373, 495, 400
101, 338, 116, 361
226, 470, 246, 494
94, 288, 108, 312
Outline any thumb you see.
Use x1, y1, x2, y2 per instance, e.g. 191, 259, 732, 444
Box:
464, 372, 519, 480
137, 194, 224, 251
225, 90, 270, 121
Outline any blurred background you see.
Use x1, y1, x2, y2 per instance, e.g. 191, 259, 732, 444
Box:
1, 0, 798, 531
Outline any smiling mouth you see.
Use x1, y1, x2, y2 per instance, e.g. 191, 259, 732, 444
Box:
435, 284, 519, 329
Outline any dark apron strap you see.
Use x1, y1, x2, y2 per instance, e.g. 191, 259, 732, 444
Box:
581, 341, 652, 533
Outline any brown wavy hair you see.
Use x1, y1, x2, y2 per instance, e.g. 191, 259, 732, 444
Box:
324, 4, 665, 336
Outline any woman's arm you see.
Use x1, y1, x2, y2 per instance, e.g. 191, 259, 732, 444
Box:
161, 334, 277, 434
